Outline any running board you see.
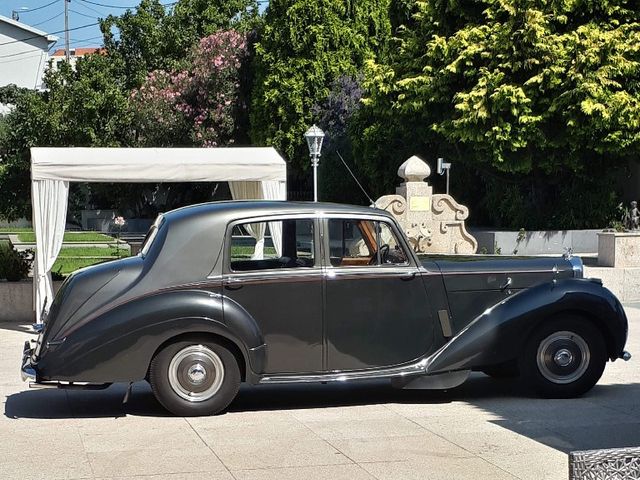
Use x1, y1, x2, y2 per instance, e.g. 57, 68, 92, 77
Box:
29, 381, 111, 390
259, 358, 429, 384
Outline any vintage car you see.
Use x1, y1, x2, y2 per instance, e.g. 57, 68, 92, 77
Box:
22, 201, 631, 416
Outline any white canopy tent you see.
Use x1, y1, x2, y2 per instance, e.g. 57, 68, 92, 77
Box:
30, 147, 287, 323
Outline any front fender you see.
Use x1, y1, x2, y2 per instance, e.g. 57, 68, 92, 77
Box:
36, 289, 265, 383
426, 278, 628, 374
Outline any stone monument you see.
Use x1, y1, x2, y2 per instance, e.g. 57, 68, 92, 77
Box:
598, 200, 640, 267
375, 155, 477, 254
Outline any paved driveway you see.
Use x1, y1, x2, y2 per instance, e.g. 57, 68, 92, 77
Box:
1, 305, 639, 480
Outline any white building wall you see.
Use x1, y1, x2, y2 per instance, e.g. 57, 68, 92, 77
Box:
0, 18, 56, 90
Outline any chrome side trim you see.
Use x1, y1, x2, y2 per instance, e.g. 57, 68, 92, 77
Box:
259, 358, 429, 384
28, 381, 111, 390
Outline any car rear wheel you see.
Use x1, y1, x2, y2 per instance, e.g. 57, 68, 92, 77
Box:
149, 337, 240, 416
519, 317, 606, 398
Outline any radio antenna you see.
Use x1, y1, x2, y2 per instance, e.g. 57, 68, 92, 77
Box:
336, 151, 376, 207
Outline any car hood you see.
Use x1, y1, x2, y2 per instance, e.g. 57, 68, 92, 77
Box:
421, 255, 580, 292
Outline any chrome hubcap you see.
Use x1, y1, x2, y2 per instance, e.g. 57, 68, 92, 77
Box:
553, 349, 573, 367
168, 345, 224, 402
536, 331, 590, 384
187, 363, 207, 384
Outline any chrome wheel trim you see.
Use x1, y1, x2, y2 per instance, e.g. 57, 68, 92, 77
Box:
536, 331, 590, 384
168, 345, 225, 402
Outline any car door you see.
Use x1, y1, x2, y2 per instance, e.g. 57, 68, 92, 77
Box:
222, 216, 323, 374
323, 216, 434, 371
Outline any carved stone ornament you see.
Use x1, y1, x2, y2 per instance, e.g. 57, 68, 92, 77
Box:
623, 200, 639, 232
375, 156, 477, 255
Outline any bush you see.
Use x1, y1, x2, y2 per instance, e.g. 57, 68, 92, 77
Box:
0, 241, 32, 281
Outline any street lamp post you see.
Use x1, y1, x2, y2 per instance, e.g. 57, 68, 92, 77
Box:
304, 125, 325, 202
11, 7, 29, 21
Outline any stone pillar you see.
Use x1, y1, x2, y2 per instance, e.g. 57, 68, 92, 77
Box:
376, 155, 477, 254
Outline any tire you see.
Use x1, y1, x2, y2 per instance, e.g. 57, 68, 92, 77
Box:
149, 337, 241, 416
482, 360, 519, 379
519, 316, 607, 398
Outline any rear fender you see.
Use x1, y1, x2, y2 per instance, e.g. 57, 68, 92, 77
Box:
426, 278, 628, 374
37, 290, 264, 383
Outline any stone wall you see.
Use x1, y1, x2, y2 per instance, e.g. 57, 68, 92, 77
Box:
0, 281, 63, 323
473, 229, 601, 255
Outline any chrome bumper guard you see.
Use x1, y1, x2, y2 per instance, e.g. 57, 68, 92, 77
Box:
21, 340, 110, 390
21, 340, 37, 383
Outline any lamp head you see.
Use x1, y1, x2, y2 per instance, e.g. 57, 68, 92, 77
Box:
304, 124, 325, 157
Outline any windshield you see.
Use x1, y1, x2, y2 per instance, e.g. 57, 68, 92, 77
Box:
140, 214, 164, 257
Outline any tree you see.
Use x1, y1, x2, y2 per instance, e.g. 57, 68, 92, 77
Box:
0, 55, 133, 221
101, 0, 258, 89
130, 30, 248, 147
310, 75, 370, 204
250, 0, 392, 190
360, 0, 640, 229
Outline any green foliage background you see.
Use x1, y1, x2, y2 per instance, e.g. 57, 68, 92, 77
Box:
1, 0, 639, 230
358, 0, 640, 229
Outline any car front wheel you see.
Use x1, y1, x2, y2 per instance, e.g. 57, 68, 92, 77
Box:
149, 337, 241, 416
520, 317, 607, 398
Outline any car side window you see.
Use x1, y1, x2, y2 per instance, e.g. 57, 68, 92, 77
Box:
229, 219, 315, 271
328, 219, 409, 267
377, 221, 409, 265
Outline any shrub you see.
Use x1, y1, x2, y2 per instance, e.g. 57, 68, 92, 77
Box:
0, 242, 32, 281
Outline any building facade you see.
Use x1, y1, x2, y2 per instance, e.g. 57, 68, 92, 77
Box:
49, 47, 102, 72
0, 15, 57, 90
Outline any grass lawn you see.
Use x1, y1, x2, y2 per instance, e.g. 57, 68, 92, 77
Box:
0, 227, 33, 233
58, 246, 128, 257
52, 257, 113, 275
17, 232, 114, 243
53, 247, 132, 275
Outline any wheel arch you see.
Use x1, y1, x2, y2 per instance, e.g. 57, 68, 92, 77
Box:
427, 279, 628, 374
539, 308, 618, 362
147, 331, 248, 382
37, 289, 266, 383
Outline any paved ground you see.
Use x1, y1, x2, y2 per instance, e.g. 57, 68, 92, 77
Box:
1, 306, 639, 480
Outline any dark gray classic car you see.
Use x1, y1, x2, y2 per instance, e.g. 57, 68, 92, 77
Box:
22, 201, 631, 416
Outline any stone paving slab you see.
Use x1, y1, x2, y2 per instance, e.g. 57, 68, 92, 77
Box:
1, 305, 639, 480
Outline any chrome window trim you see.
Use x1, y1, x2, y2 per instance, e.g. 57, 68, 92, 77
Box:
321, 215, 417, 270
223, 214, 322, 275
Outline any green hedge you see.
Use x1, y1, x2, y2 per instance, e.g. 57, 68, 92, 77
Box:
0, 240, 31, 281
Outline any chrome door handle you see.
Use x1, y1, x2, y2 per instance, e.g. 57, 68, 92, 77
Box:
500, 277, 512, 291
400, 272, 417, 281
224, 278, 243, 290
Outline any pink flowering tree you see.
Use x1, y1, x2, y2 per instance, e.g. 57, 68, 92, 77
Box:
130, 30, 247, 147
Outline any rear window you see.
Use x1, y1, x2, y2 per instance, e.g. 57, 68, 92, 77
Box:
140, 215, 164, 257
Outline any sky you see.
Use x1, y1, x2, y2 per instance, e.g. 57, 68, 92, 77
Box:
1, 0, 143, 50
1, 0, 268, 52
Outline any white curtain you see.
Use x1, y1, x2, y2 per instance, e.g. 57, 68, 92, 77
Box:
32, 179, 69, 323
228, 182, 267, 259
262, 180, 286, 256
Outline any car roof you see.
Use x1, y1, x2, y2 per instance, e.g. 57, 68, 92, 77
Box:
163, 200, 392, 224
